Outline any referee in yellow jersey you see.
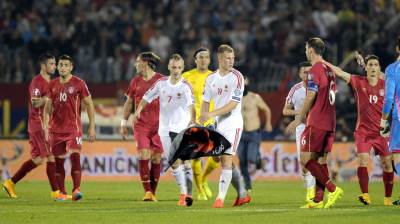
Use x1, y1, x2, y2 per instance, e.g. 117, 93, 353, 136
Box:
183, 47, 219, 200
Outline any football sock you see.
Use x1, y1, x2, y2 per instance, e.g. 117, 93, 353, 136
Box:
305, 160, 336, 193
202, 157, 219, 183
11, 159, 37, 184
55, 158, 66, 194
383, 171, 394, 197
150, 162, 161, 194
231, 167, 246, 198
357, 166, 369, 193
70, 153, 81, 191
217, 169, 232, 201
192, 159, 204, 192
172, 165, 187, 194
184, 164, 193, 195
46, 161, 59, 191
302, 170, 315, 189
139, 159, 152, 192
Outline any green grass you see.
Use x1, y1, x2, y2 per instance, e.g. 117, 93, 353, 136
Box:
0, 181, 399, 224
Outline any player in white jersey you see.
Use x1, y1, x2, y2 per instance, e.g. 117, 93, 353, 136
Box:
134, 54, 196, 206
200, 45, 245, 208
283, 61, 315, 203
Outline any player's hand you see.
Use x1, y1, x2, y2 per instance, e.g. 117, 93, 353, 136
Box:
120, 126, 129, 140
87, 126, 96, 143
44, 126, 50, 142
265, 123, 273, 132
132, 112, 140, 124
199, 112, 211, 124
285, 119, 301, 135
380, 118, 390, 137
354, 51, 365, 68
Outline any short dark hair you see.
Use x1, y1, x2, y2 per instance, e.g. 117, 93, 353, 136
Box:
58, 54, 73, 64
306, 37, 325, 55
39, 53, 55, 65
298, 61, 311, 69
139, 52, 160, 70
194, 47, 209, 58
364, 54, 379, 64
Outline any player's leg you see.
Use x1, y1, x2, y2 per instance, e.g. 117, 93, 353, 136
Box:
380, 155, 394, 205
356, 152, 370, 205
149, 132, 163, 200
134, 129, 154, 200
183, 160, 194, 206
201, 157, 219, 198
52, 135, 69, 201
231, 165, 251, 207
45, 153, 60, 198
192, 158, 207, 200
296, 125, 315, 202
2, 131, 45, 198
67, 134, 83, 201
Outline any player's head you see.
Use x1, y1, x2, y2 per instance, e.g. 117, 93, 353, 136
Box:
194, 47, 210, 71
305, 37, 325, 61
39, 53, 56, 75
136, 52, 160, 74
298, 61, 312, 82
168, 54, 185, 78
217, 44, 235, 71
364, 54, 380, 79
57, 55, 73, 78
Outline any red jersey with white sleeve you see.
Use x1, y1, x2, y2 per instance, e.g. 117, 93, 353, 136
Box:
28, 74, 50, 133
48, 76, 90, 134
126, 73, 164, 129
306, 61, 336, 131
350, 75, 385, 136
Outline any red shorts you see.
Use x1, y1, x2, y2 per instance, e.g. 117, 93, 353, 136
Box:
50, 132, 82, 156
300, 126, 335, 153
133, 127, 163, 153
29, 130, 50, 159
355, 132, 390, 156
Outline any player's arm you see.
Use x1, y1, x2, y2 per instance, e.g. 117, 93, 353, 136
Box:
132, 81, 160, 124
256, 94, 272, 132
322, 61, 351, 83
380, 66, 396, 136
282, 102, 298, 116
31, 96, 48, 108
120, 96, 134, 139
82, 96, 96, 142
132, 99, 148, 124
43, 98, 53, 141
199, 77, 212, 124
286, 91, 316, 134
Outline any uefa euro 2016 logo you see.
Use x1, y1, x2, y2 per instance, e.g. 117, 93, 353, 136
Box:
0, 143, 23, 181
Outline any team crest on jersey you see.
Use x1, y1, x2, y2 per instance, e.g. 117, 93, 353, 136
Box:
234, 88, 241, 96
307, 73, 314, 80
33, 88, 40, 96
379, 89, 384, 96
68, 86, 75, 94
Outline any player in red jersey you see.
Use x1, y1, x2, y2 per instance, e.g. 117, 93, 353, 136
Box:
44, 55, 96, 201
286, 37, 343, 209
323, 54, 394, 206
120, 52, 164, 201
2, 54, 60, 199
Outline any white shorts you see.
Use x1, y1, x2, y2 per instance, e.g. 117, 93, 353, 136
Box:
295, 124, 306, 159
160, 135, 172, 159
217, 127, 243, 155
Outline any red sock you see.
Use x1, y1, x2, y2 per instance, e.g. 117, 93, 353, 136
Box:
305, 160, 336, 192
70, 153, 81, 192
383, 171, 394, 197
150, 162, 161, 194
314, 179, 325, 202
357, 167, 369, 193
11, 159, 37, 184
46, 161, 59, 191
55, 158, 66, 194
139, 160, 151, 192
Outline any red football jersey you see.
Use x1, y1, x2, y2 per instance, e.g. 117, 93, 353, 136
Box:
350, 75, 385, 136
48, 76, 90, 134
306, 62, 336, 131
28, 74, 50, 133
126, 73, 163, 129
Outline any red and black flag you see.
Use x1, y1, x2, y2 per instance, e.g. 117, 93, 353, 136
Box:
165, 126, 231, 171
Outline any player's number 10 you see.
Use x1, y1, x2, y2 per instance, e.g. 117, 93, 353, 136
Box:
59, 92, 67, 102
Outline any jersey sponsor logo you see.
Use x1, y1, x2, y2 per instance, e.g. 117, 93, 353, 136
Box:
234, 88, 241, 96
68, 86, 75, 94
33, 88, 40, 97
379, 89, 384, 97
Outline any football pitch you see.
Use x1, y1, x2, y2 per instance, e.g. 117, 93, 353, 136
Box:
1, 181, 399, 224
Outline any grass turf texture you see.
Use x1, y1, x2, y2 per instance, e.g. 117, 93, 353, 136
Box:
1, 181, 399, 224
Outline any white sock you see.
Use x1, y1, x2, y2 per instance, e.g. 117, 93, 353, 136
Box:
302, 171, 315, 189
217, 169, 233, 201
172, 165, 187, 195
184, 166, 193, 196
